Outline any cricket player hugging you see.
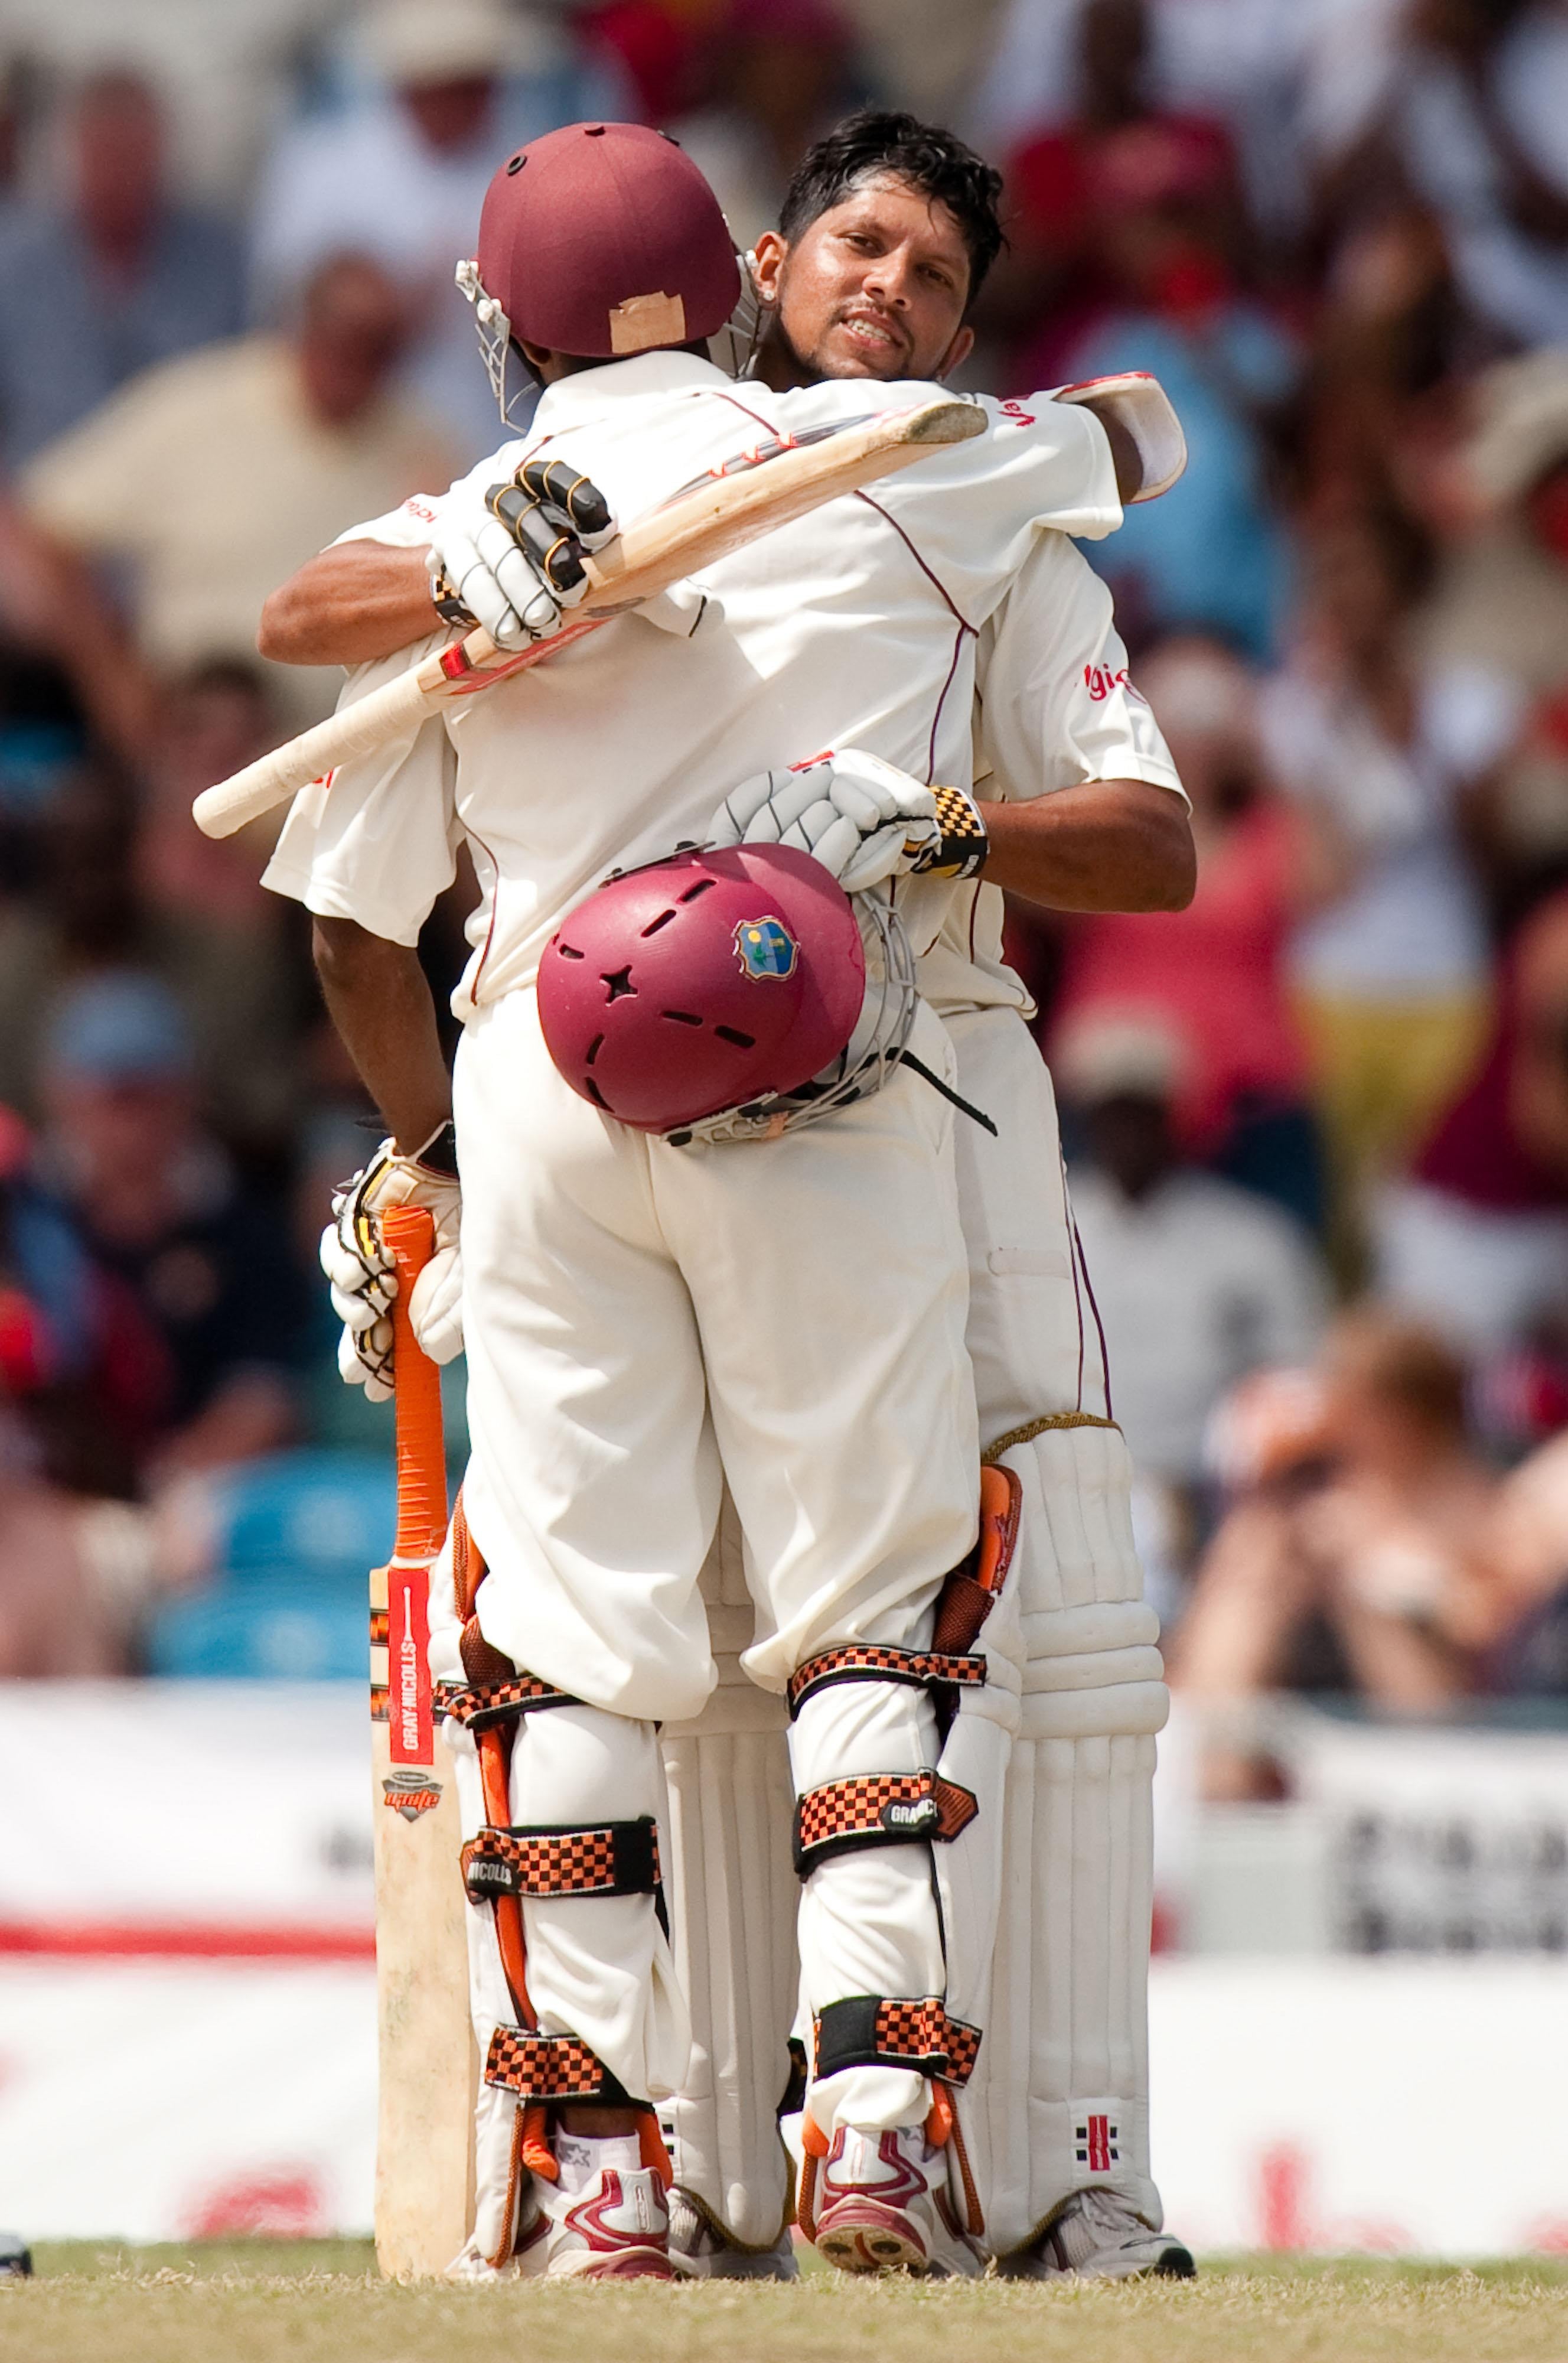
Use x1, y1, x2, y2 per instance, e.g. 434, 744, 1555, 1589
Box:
261, 120, 1192, 2282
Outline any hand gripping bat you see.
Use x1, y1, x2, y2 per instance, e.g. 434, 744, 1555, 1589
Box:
192, 395, 985, 841
368, 1205, 474, 2279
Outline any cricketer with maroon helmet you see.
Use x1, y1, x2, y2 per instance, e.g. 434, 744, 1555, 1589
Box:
259, 115, 1178, 2283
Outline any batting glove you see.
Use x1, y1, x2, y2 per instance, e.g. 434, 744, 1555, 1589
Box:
320, 1124, 464, 1402
708, 748, 988, 894
429, 455, 614, 652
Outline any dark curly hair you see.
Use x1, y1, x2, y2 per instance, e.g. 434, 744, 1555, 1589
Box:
778, 110, 1005, 310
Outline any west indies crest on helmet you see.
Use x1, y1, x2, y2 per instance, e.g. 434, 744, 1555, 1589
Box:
457, 121, 741, 419
537, 845, 866, 1138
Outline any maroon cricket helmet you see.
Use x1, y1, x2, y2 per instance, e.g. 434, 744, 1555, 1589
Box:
537, 846, 866, 1133
475, 121, 739, 359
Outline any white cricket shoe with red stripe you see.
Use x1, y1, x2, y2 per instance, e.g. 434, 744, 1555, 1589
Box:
803, 2126, 985, 2279
540, 2147, 673, 2281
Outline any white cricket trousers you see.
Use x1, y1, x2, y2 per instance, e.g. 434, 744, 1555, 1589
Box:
451, 983, 979, 2118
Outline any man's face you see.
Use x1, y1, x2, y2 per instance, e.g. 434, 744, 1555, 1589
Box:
754, 172, 974, 386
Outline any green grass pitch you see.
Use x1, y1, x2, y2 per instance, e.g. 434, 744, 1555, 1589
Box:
5, 2242, 1568, 2363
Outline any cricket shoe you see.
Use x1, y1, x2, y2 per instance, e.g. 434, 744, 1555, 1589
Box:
802, 2125, 985, 2278
997, 2188, 1195, 2281
666, 2188, 798, 2280
539, 2150, 673, 2280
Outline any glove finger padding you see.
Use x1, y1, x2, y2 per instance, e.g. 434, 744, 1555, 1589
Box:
472, 519, 566, 645
705, 747, 948, 893
338, 1317, 393, 1402
432, 525, 523, 649
322, 1132, 461, 1395
709, 768, 787, 846
754, 773, 836, 845
781, 805, 865, 878
320, 1223, 395, 1318
430, 450, 614, 650
519, 457, 615, 546
837, 824, 931, 893
409, 1246, 464, 1367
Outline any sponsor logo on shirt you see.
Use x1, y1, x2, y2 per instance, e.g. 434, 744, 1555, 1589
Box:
998, 400, 1036, 427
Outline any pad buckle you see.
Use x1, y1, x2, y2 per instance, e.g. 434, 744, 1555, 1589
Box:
460, 1815, 661, 1905
792, 1768, 977, 1876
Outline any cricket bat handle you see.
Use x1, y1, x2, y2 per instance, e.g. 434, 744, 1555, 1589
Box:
191, 634, 498, 842
382, 1205, 448, 1560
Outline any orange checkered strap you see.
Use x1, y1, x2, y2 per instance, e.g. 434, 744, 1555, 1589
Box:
461, 1815, 661, 1906
791, 1768, 978, 1876
785, 1642, 987, 1720
433, 1671, 579, 1730
484, 2024, 634, 2105
812, 1994, 983, 2087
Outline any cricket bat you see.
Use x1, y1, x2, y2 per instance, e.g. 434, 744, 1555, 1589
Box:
368, 1204, 475, 2279
193, 393, 985, 841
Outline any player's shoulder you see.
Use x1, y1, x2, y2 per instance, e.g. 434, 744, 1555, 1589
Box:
766, 376, 954, 434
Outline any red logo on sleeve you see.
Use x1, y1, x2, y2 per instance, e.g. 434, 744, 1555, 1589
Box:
1084, 663, 1146, 705
998, 400, 1036, 427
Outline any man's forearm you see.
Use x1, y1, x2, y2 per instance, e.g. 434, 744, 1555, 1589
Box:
313, 917, 452, 1153
259, 543, 439, 669
976, 778, 1195, 913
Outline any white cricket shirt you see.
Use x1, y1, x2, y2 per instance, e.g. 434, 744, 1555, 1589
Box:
264, 351, 1125, 1015
916, 523, 1185, 1021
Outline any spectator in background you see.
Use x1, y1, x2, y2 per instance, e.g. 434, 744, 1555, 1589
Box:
1174, 1316, 1501, 1793
673, 0, 862, 253
0, 1405, 148, 1675
133, 659, 295, 936
0, 761, 301, 1157
1390, 0, 1568, 353
1374, 884, 1568, 1355
1048, 635, 1336, 1229
34, 976, 307, 1481
0, 70, 243, 472
1025, 106, 1301, 658
1060, 1013, 1326, 1492
1420, 348, 1568, 914
252, 0, 628, 461
1481, 1423, 1568, 1692
975, 0, 1247, 384
972, 0, 1315, 258
12, 253, 458, 731
1259, 500, 1523, 1264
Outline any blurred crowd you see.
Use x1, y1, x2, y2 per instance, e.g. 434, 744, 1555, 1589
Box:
1, 0, 1567, 1743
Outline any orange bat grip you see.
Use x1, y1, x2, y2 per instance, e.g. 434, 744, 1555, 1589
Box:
382, 1204, 449, 1561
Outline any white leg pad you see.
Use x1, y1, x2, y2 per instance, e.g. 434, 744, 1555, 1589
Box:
660, 1533, 799, 2246
448, 1695, 692, 2273
510, 1703, 690, 2100
791, 1676, 947, 2135
974, 1423, 1168, 2255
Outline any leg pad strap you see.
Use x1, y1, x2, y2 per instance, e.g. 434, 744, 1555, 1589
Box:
793, 1768, 977, 1875
435, 1672, 579, 1730
485, 2025, 634, 2105
461, 1814, 661, 1905
813, 1994, 982, 2087
785, 1643, 986, 1718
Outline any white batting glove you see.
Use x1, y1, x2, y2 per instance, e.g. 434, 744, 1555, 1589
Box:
429, 455, 614, 652
708, 748, 946, 893
320, 1125, 464, 1403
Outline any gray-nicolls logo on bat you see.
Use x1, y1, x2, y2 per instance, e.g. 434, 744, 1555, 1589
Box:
383, 1769, 444, 1822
